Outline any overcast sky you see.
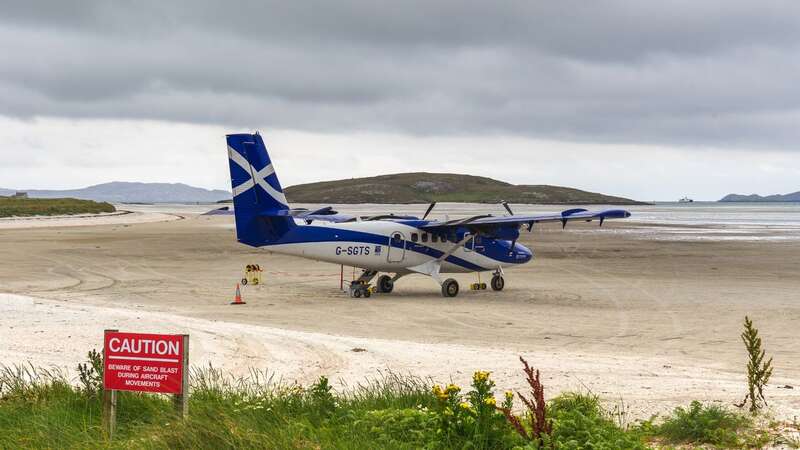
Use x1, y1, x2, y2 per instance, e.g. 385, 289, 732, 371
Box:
1, 1, 799, 200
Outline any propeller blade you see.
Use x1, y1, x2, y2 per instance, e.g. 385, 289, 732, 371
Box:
422, 202, 437, 220
501, 201, 514, 216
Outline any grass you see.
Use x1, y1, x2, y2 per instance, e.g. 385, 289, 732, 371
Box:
0, 358, 784, 449
0, 197, 116, 217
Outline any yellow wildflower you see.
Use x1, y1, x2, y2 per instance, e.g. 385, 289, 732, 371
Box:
459, 402, 471, 410
505, 390, 514, 401
432, 384, 449, 401
473, 371, 491, 383
446, 383, 461, 394
484, 397, 497, 406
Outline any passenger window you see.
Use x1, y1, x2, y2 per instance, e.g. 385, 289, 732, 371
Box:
392, 233, 403, 244
411, 233, 418, 242
441, 235, 447, 243
431, 235, 438, 243
421, 233, 428, 243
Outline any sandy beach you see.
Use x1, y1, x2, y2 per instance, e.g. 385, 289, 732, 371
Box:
1, 205, 798, 420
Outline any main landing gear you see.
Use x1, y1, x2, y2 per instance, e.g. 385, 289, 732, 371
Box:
348, 269, 377, 298
441, 278, 459, 297
346, 269, 505, 298
348, 270, 401, 298
348, 281, 372, 298
376, 275, 394, 293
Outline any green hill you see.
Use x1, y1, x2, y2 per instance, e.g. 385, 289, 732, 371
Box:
284, 173, 644, 205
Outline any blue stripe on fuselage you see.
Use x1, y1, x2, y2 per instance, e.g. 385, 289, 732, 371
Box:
253, 224, 525, 271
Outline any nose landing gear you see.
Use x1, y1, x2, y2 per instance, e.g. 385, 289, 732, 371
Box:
490, 271, 505, 291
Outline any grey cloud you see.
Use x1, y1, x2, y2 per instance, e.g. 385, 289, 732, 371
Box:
1, 0, 800, 149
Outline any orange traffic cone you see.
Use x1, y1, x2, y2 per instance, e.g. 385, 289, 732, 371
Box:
230, 283, 246, 305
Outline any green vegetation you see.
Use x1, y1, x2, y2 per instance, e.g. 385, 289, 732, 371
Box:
737, 316, 773, 413
284, 172, 646, 205
0, 197, 115, 217
1, 352, 787, 449
647, 401, 767, 448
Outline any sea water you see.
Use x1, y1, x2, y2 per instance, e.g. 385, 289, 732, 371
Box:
126, 201, 800, 242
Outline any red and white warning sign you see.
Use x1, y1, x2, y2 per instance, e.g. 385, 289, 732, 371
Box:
103, 331, 185, 394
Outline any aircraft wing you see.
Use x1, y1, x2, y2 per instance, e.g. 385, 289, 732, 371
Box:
419, 208, 631, 235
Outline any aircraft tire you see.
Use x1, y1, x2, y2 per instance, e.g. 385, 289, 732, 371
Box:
491, 275, 504, 291
363, 288, 371, 298
441, 278, 459, 297
377, 275, 394, 293
352, 288, 362, 298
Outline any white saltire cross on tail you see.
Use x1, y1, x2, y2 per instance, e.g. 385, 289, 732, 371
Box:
227, 145, 288, 206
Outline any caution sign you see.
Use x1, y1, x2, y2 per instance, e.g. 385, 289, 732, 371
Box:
103, 331, 185, 394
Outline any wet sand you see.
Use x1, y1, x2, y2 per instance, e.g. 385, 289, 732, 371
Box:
1, 210, 798, 419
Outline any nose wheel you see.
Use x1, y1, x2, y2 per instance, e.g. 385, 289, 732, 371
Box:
490, 274, 505, 291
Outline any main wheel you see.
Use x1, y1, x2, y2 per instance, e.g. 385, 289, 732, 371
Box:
363, 288, 371, 298
352, 288, 362, 298
490, 275, 504, 291
376, 275, 394, 293
441, 278, 459, 297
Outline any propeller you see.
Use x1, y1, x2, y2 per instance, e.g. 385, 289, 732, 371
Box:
422, 202, 437, 220
501, 201, 514, 216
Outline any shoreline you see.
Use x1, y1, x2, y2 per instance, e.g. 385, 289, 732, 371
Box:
0, 209, 182, 229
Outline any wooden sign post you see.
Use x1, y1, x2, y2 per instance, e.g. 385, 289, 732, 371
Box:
102, 330, 189, 438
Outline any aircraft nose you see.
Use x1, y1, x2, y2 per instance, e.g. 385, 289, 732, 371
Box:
515, 243, 533, 262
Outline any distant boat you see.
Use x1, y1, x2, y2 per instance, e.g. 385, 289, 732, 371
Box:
678, 196, 694, 203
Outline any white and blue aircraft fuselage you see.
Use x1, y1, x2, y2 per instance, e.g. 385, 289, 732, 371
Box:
226, 132, 631, 298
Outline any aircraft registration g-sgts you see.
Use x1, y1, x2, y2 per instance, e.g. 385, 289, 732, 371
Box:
226, 132, 631, 298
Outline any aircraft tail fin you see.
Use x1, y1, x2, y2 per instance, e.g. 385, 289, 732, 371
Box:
226, 132, 294, 246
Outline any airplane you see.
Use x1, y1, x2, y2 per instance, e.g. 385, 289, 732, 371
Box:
226, 132, 631, 298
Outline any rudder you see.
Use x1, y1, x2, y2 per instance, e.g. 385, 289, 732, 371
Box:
226, 132, 294, 247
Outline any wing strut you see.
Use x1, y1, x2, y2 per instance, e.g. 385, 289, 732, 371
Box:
501, 201, 514, 215
422, 202, 437, 220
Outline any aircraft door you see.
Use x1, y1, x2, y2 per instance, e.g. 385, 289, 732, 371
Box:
387, 232, 406, 262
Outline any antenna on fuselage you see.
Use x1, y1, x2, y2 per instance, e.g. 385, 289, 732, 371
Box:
421, 202, 437, 220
